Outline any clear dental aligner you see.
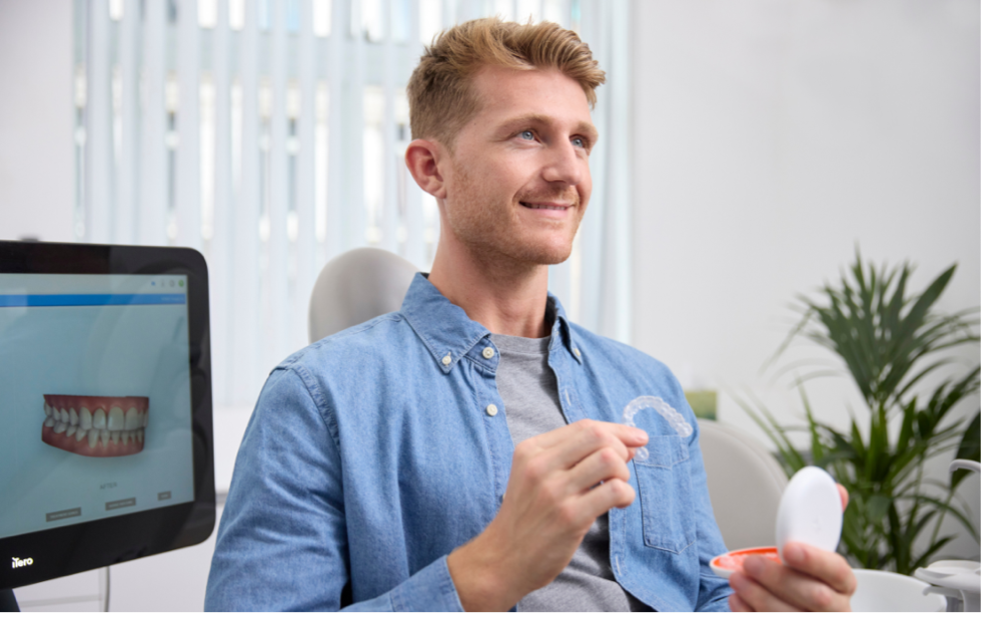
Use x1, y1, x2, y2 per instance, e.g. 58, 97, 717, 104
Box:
41, 394, 149, 457
621, 395, 694, 461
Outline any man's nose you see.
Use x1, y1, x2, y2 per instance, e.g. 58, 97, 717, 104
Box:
542, 141, 585, 186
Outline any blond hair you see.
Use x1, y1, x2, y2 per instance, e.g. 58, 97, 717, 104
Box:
407, 17, 605, 148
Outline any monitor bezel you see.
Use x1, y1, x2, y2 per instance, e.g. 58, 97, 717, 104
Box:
0, 240, 215, 590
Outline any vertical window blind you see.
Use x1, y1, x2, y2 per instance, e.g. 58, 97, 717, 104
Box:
74, 0, 632, 409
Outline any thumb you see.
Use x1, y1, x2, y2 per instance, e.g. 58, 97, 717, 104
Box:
836, 484, 849, 511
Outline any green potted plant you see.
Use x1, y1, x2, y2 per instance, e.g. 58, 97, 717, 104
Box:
737, 250, 980, 575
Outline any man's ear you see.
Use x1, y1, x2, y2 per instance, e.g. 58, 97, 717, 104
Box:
405, 138, 448, 199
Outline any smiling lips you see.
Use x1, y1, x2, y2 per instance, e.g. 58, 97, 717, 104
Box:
520, 201, 574, 213
41, 394, 149, 457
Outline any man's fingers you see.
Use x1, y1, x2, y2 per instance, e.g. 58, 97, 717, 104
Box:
837, 483, 849, 511
576, 477, 636, 518
783, 542, 857, 596
568, 447, 631, 493
727, 591, 753, 612
524, 419, 647, 470
536, 418, 648, 451
728, 572, 798, 612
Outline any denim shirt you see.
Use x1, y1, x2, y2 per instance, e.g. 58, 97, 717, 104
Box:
205, 273, 732, 611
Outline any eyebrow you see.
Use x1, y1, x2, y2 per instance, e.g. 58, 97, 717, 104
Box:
497, 113, 599, 144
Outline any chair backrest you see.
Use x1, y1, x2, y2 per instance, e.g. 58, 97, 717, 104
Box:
308, 247, 418, 343
698, 419, 788, 550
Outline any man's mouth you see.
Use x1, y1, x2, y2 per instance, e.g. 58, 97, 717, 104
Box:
520, 202, 572, 211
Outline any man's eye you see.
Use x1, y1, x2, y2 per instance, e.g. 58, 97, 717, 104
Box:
572, 137, 586, 148
520, 130, 535, 140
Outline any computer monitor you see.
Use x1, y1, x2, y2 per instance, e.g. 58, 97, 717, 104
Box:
0, 241, 215, 592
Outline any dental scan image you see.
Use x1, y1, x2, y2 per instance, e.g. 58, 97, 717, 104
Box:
0, 274, 196, 541
41, 394, 149, 457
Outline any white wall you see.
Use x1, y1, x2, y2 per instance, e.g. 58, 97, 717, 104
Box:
632, 0, 980, 558
0, 0, 75, 242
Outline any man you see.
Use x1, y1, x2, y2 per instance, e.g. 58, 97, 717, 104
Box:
205, 18, 856, 611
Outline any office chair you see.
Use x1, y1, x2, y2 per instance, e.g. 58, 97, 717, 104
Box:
308, 247, 419, 343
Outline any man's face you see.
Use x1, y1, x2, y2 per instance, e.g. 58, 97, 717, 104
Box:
438, 66, 597, 267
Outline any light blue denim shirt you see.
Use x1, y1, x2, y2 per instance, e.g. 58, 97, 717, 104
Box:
205, 273, 732, 611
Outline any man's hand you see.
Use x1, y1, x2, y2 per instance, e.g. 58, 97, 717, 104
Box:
447, 419, 648, 611
728, 484, 857, 611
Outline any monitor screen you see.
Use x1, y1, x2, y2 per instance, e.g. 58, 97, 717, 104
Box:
0, 242, 214, 590
0, 273, 196, 540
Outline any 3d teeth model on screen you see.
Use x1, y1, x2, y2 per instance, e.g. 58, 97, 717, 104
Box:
41, 395, 149, 457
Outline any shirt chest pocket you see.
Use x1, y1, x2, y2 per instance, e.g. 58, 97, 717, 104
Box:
633, 435, 696, 554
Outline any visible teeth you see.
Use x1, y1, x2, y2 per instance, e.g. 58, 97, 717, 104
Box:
44, 403, 52, 417
99, 429, 110, 447
137, 429, 144, 444
108, 407, 125, 431
124, 408, 141, 430
75, 428, 87, 442
60, 409, 69, 423
121, 430, 131, 445
66, 425, 77, 437
80, 408, 92, 430
88, 429, 99, 448
44, 417, 56, 428
93, 409, 106, 430
110, 430, 120, 445
54, 422, 67, 434
69, 409, 79, 426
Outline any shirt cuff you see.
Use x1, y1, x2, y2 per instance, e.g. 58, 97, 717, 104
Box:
389, 555, 465, 612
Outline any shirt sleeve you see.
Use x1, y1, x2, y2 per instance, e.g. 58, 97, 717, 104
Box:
204, 366, 465, 611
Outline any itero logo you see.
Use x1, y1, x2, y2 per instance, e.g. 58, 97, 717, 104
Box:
11, 557, 33, 569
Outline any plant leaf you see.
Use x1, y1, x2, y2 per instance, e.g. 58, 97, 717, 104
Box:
865, 494, 892, 522
911, 535, 957, 572
896, 494, 981, 543
729, 390, 806, 475
952, 410, 981, 488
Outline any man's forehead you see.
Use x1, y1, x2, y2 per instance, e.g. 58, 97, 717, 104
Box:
469, 66, 595, 129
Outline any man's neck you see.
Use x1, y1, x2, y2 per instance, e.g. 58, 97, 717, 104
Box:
427, 239, 551, 339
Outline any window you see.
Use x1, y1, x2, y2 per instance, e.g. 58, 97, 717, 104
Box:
74, 0, 632, 408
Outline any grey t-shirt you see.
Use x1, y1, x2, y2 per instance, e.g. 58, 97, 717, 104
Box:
490, 328, 650, 612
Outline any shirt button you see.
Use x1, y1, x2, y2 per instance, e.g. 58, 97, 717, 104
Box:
573, 348, 582, 358
482, 347, 495, 359
485, 404, 498, 417
442, 354, 451, 366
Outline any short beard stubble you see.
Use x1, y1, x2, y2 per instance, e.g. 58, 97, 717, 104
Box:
442, 160, 585, 275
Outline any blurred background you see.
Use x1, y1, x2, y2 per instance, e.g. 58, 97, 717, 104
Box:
0, 0, 978, 610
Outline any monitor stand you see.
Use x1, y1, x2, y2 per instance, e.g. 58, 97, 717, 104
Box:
0, 591, 20, 615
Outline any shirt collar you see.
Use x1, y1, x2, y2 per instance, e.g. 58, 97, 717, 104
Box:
399, 273, 583, 373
